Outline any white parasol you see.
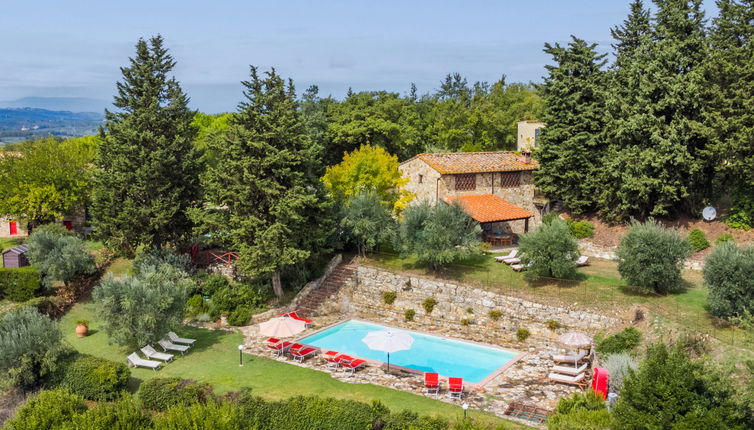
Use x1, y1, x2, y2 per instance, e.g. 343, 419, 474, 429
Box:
258, 317, 306, 338
362, 329, 414, 371
558, 332, 592, 349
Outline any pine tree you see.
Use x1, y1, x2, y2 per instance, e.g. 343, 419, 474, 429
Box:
533, 36, 607, 214
92, 35, 201, 255
610, 0, 651, 68
201, 67, 332, 297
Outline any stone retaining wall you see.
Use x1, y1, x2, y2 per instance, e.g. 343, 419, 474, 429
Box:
578, 240, 704, 271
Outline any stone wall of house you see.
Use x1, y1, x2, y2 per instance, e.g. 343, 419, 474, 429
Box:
327, 265, 620, 345
398, 157, 443, 204
0, 217, 26, 238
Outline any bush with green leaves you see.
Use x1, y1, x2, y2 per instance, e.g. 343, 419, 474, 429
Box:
516, 328, 531, 341
547, 390, 610, 430
488, 310, 502, 321
546, 319, 563, 330
138, 377, 213, 411
613, 343, 746, 429
200, 274, 231, 297
715, 233, 735, 245
518, 218, 580, 279
4, 389, 87, 430
704, 242, 754, 319
25, 224, 96, 289
687, 228, 709, 252
396, 201, 482, 270
93, 264, 191, 348
227, 306, 253, 326
422, 297, 438, 314
338, 190, 395, 256
0, 307, 69, 391
601, 352, 638, 393
185, 294, 208, 317
567, 219, 595, 238
133, 247, 193, 277
48, 353, 130, 400
595, 327, 641, 355
0, 267, 41, 302
381, 291, 396, 305
541, 212, 560, 225
211, 281, 267, 319
616, 219, 692, 294
404, 309, 416, 321
67, 395, 152, 429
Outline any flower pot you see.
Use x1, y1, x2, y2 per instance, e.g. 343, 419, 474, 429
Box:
75, 324, 88, 338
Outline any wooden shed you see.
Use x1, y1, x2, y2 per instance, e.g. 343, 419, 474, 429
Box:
2, 245, 29, 268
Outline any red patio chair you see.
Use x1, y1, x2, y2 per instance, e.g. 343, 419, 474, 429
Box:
268, 341, 292, 357
448, 377, 464, 399
290, 347, 318, 362
323, 350, 343, 369
340, 359, 366, 373
279, 310, 314, 327
424, 372, 440, 395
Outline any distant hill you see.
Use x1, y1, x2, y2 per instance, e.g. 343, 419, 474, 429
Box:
1, 96, 108, 113
0, 108, 103, 144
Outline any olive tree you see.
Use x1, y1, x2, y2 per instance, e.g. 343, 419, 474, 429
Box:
518, 217, 580, 279
704, 242, 754, 320
339, 191, 394, 256
26, 224, 96, 289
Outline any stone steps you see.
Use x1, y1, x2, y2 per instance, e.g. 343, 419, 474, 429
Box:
296, 263, 356, 316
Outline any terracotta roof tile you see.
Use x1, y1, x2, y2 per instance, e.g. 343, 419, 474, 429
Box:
443, 194, 534, 223
410, 151, 538, 174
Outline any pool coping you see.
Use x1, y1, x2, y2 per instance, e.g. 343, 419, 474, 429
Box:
294, 317, 527, 388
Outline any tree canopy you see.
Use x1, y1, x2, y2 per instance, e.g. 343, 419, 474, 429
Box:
519, 218, 580, 279
25, 224, 96, 289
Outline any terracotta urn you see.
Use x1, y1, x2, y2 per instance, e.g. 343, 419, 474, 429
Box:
75, 322, 89, 338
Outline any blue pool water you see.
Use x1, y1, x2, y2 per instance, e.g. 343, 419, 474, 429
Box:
297, 320, 519, 383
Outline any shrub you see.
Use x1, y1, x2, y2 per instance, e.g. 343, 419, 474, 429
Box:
568, 220, 595, 239
5, 389, 87, 429
50, 353, 130, 400
546, 319, 563, 330
186, 294, 207, 317
724, 208, 752, 230
404, 309, 415, 321
488, 310, 502, 321
602, 352, 638, 393
687, 228, 709, 252
704, 242, 754, 319
154, 400, 241, 429
547, 390, 610, 430
68, 394, 152, 429
338, 190, 396, 256
518, 218, 580, 279
542, 212, 560, 225
133, 247, 193, 277
201, 274, 230, 297
715, 233, 735, 245
465, 307, 474, 314
381, 291, 397, 305
0, 267, 41, 302
227, 306, 253, 326
211, 282, 266, 316
138, 377, 213, 411
460, 318, 471, 326
595, 327, 642, 355
516, 328, 531, 342
25, 226, 96, 288
422, 297, 438, 314
75, 319, 89, 327
616, 219, 692, 294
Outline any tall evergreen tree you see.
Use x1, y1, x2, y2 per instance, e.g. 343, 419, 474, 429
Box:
201, 67, 332, 297
533, 36, 607, 214
610, 0, 651, 68
92, 35, 201, 255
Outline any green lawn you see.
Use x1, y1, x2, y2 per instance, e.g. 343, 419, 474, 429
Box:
0, 237, 23, 252
61, 303, 523, 428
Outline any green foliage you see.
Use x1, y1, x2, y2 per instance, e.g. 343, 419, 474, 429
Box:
4, 389, 87, 430
541, 212, 560, 225
613, 343, 746, 429
227, 306, 253, 326
133, 247, 193, 277
704, 242, 754, 319
404, 309, 416, 321
137, 377, 213, 411
49, 353, 130, 400
185, 294, 207, 317
688, 228, 710, 252
92, 35, 201, 255
715, 233, 735, 245
616, 219, 692, 294
422, 297, 438, 314
191, 112, 232, 167
516, 328, 530, 342
460, 318, 471, 326
337, 190, 395, 256
0, 267, 41, 302
199, 67, 333, 298
397, 201, 482, 270
0, 136, 95, 225
381, 291, 397, 305
547, 390, 610, 430
601, 352, 638, 393
210, 281, 267, 317
154, 400, 241, 429
546, 319, 562, 330
92, 265, 190, 348
567, 219, 595, 239
518, 218, 580, 279
322, 144, 412, 212
0, 307, 68, 391
25, 224, 96, 288
68, 395, 152, 430
488, 310, 502, 321
595, 327, 642, 355
201, 274, 230, 297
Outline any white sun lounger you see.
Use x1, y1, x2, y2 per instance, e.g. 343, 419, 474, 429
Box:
494, 249, 518, 262
576, 256, 590, 266
548, 372, 587, 387
127, 353, 162, 371
552, 350, 588, 364
504, 257, 521, 265
158, 339, 190, 355
511, 261, 533, 272
141, 345, 174, 362
168, 331, 196, 346
552, 362, 588, 376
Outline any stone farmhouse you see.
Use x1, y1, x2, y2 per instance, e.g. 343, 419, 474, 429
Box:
399, 151, 543, 243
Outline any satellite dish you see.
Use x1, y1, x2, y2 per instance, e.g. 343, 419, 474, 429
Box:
702, 206, 717, 221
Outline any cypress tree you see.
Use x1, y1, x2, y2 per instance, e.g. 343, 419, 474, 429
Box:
610, 0, 651, 68
201, 67, 332, 297
533, 36, 607, 214
92, 35, 201, 255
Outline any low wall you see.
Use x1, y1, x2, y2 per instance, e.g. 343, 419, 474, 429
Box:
334, 265, 619, 344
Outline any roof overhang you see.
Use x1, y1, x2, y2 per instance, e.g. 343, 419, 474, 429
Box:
443, 194, 535, 223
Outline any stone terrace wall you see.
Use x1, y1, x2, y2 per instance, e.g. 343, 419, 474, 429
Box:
332, 265, 620, 345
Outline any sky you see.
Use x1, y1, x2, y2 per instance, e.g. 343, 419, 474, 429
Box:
0, 1, 719, 113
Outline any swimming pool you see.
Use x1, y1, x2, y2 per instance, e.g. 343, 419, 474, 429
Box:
297, 319, 522, 384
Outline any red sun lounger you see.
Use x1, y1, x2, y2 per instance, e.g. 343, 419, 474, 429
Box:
291, 347, 318, 362
280, 310, 314, 327
323, 351, 344, 369
340, 359, 366, 373
267, 341, 292, 356
448, 377, 464, 399
425, 372, 440, 395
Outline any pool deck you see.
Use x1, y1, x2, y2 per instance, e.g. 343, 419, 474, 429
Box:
293, 317, 528, 388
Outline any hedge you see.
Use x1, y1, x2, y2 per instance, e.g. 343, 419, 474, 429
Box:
48, 353, 130, 400
0, 267, 41, 302
137, 377, 213, 411
4, 389, 87, 430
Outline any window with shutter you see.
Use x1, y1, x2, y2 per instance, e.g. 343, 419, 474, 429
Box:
499, 172, 521, 188
455, 174, 476, 191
